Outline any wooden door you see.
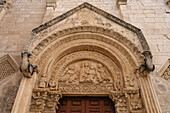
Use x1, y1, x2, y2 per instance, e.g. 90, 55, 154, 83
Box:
57, 97, 115, 113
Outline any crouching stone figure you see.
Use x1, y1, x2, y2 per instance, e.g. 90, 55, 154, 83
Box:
20, 52, 38, 78
138, 51, 155, 75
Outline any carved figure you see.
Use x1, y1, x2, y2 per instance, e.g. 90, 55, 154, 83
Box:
138, 51, 155, 74
49, 79, 58, 90
20, 52, 38, 78
114, 71, 122, 90
129, 93, 142, 110
59, 65, 78, 83
96, 64, 113, 83
39, 75, 47, 88
59, 61, 114, 84
80, 62, 91, 82
125, 75, 134, 87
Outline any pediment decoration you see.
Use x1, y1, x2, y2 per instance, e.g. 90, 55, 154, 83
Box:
161, 66, 170, 82
24, 2, 150, 53
157, 58, 170, 84
0, 54, 18, 82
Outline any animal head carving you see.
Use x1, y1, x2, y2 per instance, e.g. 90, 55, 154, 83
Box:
21, 52, 32, 58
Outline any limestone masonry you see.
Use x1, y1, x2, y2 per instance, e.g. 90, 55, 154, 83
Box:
0, 0, 169, 113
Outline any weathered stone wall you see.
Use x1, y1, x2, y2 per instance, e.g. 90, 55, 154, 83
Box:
0, 0, 169, 113
0, 0, 46, 63
54, 0, 120, 18
0, 0, 46, 113
118, 0, 170, 112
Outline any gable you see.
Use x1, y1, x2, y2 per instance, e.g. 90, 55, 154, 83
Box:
30, 2, 150, 53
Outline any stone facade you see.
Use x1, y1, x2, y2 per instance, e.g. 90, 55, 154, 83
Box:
0, 0, 169, 113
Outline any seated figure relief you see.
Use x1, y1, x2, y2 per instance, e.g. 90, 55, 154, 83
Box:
59, 61, 113, 84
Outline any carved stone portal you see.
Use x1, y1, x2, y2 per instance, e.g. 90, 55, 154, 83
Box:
30, 58, 144, 113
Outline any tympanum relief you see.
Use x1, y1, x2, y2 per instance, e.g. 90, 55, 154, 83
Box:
58, 61, 114, 93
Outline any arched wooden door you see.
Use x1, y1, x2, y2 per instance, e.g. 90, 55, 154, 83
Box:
57, 97, 116, 113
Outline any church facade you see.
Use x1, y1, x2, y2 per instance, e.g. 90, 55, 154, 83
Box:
0, 0, 169, 113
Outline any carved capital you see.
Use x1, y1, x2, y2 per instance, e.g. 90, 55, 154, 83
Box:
29, 88, 62, 113
109, 91, 128, 113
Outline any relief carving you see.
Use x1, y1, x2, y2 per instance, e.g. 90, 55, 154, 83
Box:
129, 93, 142, 111
161, 65, 170, 82
49, 78, 58, 90
59, 61, 113, 84
125, 74, 135, 87
57, 60, 115, 94
39, 74, 47, 88
114, 71, 122, 91
0, 54, 17, 82
30, 89, 62, 113
109, 91, 128, 113
124, 89, 143, 112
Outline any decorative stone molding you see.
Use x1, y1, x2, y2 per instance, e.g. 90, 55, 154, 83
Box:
161, 65, 170, 82
0, 0, 14, 20
0, 54, 18, 82
157, 58, 170, 84
109, 88, 143, 113
28, 2, 150, 51
30, 27, 143, 71
29, 88, 62, 113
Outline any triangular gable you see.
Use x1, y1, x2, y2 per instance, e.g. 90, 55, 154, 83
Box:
32, 2, 150, 51
0, 54, 18, 82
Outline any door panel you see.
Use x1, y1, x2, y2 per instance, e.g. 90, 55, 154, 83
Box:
57, 97, 115, 113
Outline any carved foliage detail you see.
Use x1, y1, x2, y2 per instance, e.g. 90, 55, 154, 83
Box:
30, 89, 62, 113
161, 65, 170, 82
109, 91, 128, 113
125, 89, 143, 112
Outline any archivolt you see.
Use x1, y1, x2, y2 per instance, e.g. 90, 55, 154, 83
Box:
29, 26, 143, 63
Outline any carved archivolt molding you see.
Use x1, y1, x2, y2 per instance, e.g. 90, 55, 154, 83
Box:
31, 26, 143, 63
30, 30, 144, 81
29, 50, 143, 113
